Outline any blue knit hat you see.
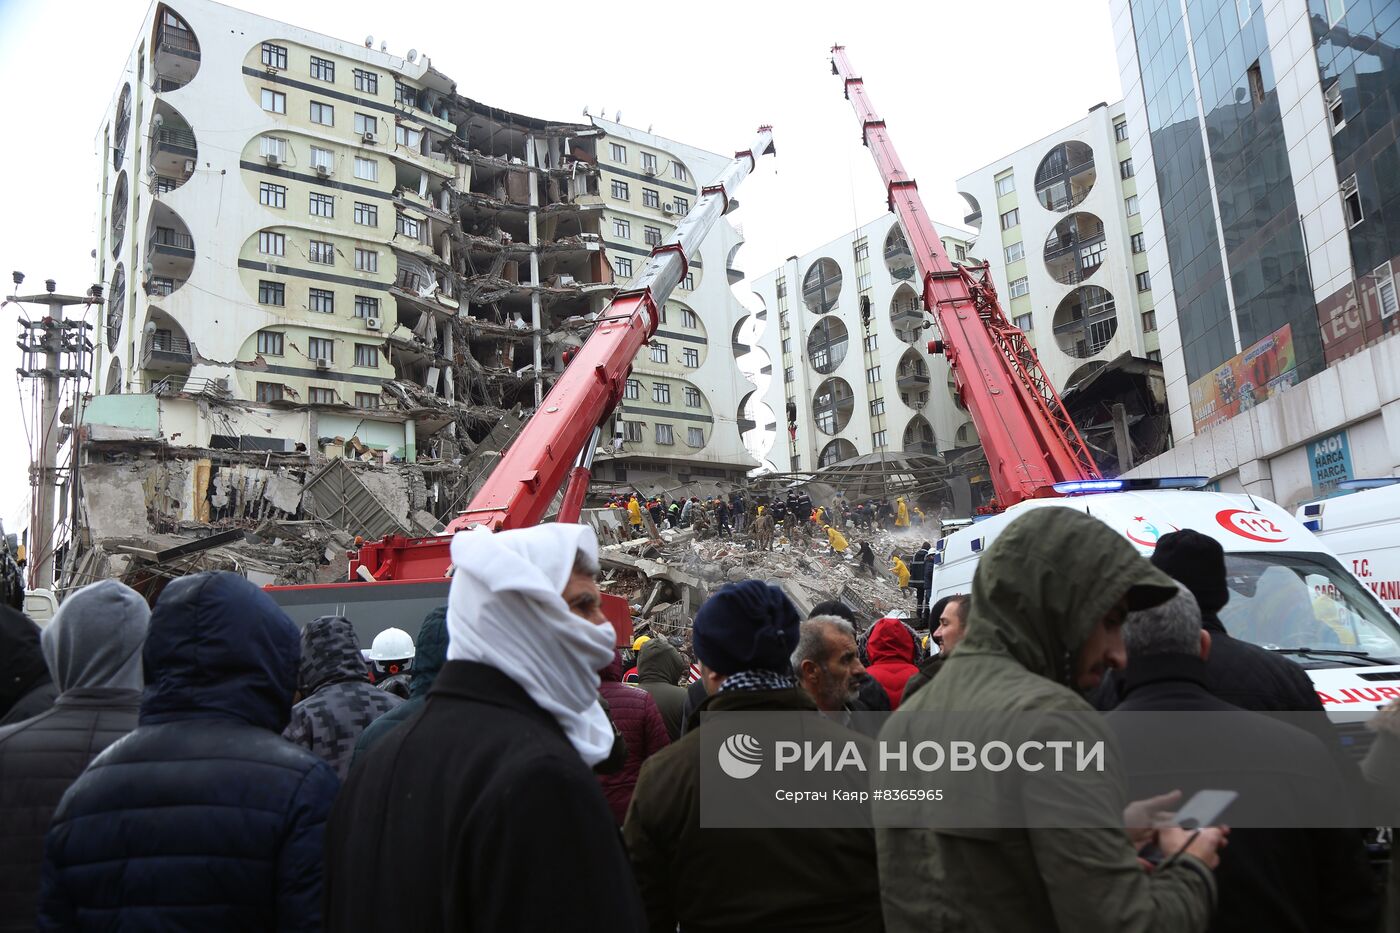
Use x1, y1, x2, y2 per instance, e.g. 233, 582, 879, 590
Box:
692, 580, 800, 676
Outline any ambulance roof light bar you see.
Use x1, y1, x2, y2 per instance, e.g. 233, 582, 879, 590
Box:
1338, 477, 1400, 490
1052, 476, 1210, 496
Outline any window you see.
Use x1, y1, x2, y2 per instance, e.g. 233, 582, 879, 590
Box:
656, 423, 675, 445
858, 271, 873, 291
258, 280, 285, 306
354, 248, 378, 272
259, 231, 285, 256
1146, 349, 1162, 362
999, 208, 1019, 230
1141, 309, 1158, 332
1125, 195, 1140, 216
622, 421, 643, 442
610, 143, 627, 163
259, 182, 286, 208
644, 225, 662, 246
354, 69, 378, 94
872, 430, 887, 449
869, 397, 885, 416
1326, 0, 1345, 24
611, 180, 629, 201
658, 306, 668, 326
310, 56, 334, 82
1376, 262, 1398, 320
309, 288, 334, 313
309, 387, 336, 404
1326, 81, 1346, 133
307, 337, 334, 362
1120, 158, 1135, 179
256, 330, 284, 355
306, 240, 333, 265
355, 296, 379, 319
354, 112, 376, 136
682, 272, 694, 290
615, 256, 633, 278
864, 334, 878, 352
995, 174, 1015, 196
781, 337, 793, 354
261, 88, 286, 114
354, 157, 378, 182
1131, 232, 1145, 254
260, 136, 288, 161
676, 309, 696, 330
1004, 241, 1024, 263
672, 163, 689, 182
641, 152, 658, 173
673, 196, 690, 215
261, 42, 287, 68
310, 146, 333, 172
866, 365, 881, 384
353, 202, 378, 226
652, 382, 670, 404
687, 427, 705, 447
1136, 271, 1152, 291
1343, 174, 1363, 227
1246, 60, 1265, 109
354, 392, 380, 409
682, 347, 699, 367
304, 193, 332, 220
1014, 312, 1033, 332
854, 241, 870, 262
684, 386, 702, 408
354, 343, 379, 367
613, 218, 631, 239
394, 125, 421, 149
650, 343, 668, 364
1008, 276, 1030, 298
394, 81, 415, 107
955, 245, 967, 261
624, 379, 641, 400
397, 214, 421, 239
784, 367, 794, 383
256, 382, 285, 403
1114, 120, 1129, 141
642, 188, 660, 209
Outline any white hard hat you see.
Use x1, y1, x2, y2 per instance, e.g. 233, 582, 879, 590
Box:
367, 627, 416, 661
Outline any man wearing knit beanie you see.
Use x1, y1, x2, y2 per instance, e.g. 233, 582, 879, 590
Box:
623, 580, 882, 932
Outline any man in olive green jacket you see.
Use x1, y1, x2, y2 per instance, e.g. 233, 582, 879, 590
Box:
877, 507, 1226, 932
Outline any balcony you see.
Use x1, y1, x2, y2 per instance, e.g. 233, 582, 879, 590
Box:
152, 7, 200, 91
149, 101, 197, 192
151, 175, 179, 195
140, 317, 192, 377
155, 125, 196, 156
146, 201, 195, 285
149, 226, 194, 257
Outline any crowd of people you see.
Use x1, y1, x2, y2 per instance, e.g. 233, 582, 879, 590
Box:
0, 509, 1395, 931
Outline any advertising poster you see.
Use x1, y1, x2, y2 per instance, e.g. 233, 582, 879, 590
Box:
1188, 324, 1298, 432
1307, 430, 1353, 499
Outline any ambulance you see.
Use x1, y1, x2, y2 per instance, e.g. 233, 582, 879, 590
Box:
928, 478, 1400, 737
1296, 480, 1400, 619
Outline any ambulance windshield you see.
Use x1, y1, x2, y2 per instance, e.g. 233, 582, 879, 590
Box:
1218, 552, 1400, 662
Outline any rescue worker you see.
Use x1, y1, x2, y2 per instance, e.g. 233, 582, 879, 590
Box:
714, 498, 732, 538
680, 497, 694, 526
895, 496, 911, 528
857, 541, 878, 578
364, 627, 415, 699
891, 552, 911, 592
752, 508, 774, 552
667, 499, 682, 528
825, 524, 850, 556
627, 494, 644, 536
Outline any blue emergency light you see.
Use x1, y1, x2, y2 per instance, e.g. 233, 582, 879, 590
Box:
1052, 476, 1209, 496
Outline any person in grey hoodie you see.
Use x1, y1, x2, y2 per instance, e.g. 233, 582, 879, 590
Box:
0, 580, 149, 933
283, 615, 402, 780
636, 638, 688, 741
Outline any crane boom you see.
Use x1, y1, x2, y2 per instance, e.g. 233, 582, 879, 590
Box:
830, 47, 1098, 509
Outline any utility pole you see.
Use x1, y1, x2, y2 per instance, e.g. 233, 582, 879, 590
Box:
11, 273, 98, 591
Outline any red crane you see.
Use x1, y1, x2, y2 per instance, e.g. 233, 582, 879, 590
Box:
269, 127, 776, 641
831, 47, 1099, 509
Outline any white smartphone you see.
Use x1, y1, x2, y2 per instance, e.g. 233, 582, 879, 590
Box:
1172, 789, 1238, 829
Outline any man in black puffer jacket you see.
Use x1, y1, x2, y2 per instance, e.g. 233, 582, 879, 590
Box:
0, 580, 148, 933
38, 571, 339, 932
284, 615, 401, 781
0, 607, 57, 727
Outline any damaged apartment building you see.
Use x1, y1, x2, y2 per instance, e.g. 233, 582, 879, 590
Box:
78, 0, 758, 587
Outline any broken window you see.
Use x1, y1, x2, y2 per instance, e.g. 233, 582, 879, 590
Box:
684, 386, 702, 408
641, 152, 658, 173
258, 280, 285, 306
611, 180, 629, 201
259, 231, 285, 256
610, 143, 627, 163
309, 288, 334, 313
354, 392, 380, 409
652, 382, 671, 404
256, 381, 285, 402
354, 68, 378, 94
353, 201, 378, 226
683, 347, 699, 367
261, 43, 287, 69
1247, 60, 1265, 108
309, 386, 336, 404
650, 343, 668, 364
613, 218, 631, 239
681, 308, 698, 328
310, 191, 334, 218
256, 330, 284, 355
615, 257, 633, 278
308, 336, 334, 362
354, 248, 378, 272
261, 88, 286, 114
1343, 174, 1363, 226
354, 343, 379, 367
687, 427, 704, 447
309, 240, 334, 265
644, 226, 662, 246
656, 423, 675, 445
310, 56, 334, 83
1326, 81, 1346, 133
624, 379, 641, 400
354, 157, 378, 181
642, 188, 660, 209
354, 295, 379, 319
260, 182, 286, 208
355, 112, 376, 136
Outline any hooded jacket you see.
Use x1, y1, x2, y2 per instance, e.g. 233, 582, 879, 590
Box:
38, 572, 339, 932
636, 638, 688, 740
283, 615, 402, 780
877, 507, 1216, 933
0, 581, 148, 933
352, 606, 448, 761
0, 607, 56, 727
865, 617, 919, 708
598, 652, 671, 824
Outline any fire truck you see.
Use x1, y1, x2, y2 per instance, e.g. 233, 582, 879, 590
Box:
268, 127, 776, 647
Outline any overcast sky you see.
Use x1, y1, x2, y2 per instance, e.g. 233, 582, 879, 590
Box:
0, 0, 1124, 534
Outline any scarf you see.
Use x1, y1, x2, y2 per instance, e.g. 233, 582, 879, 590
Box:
719, 669, 798, 693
